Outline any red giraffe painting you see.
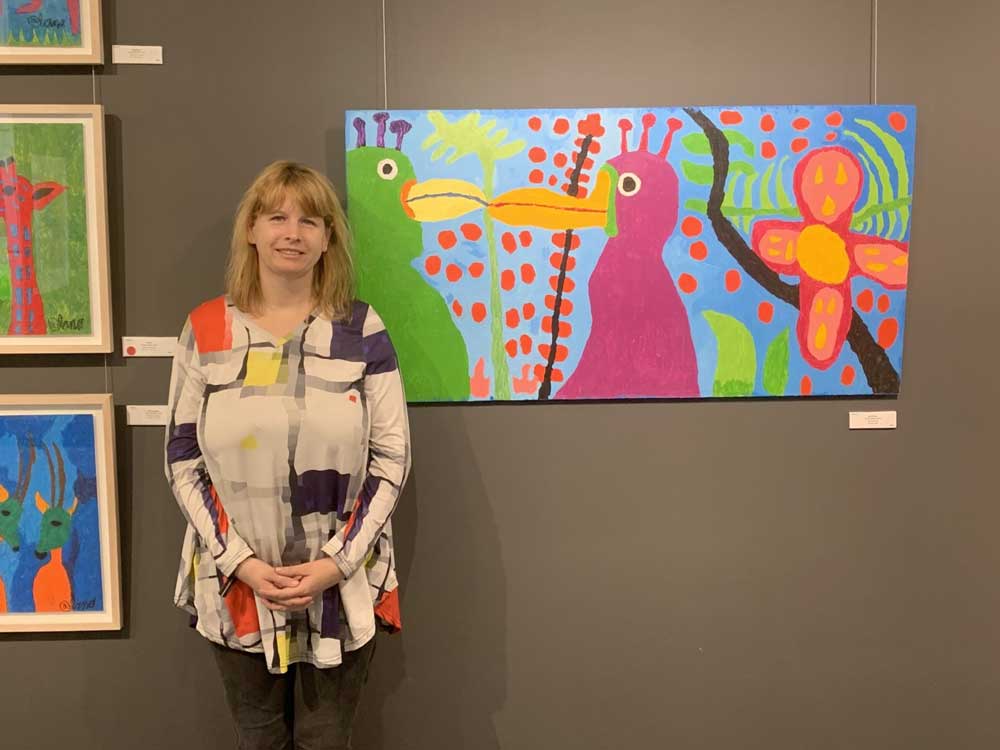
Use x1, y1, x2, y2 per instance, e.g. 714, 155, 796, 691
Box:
3, 1, 81, 36
0, 157, 66, 336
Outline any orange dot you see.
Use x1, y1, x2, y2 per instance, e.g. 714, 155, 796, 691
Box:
438, 230, 457, 250
877, 294, 890, 313
553, 153, 568, 168
520, 334, 532, 354
505, 339, 518, 357
529, 169, 544, 184
501, 270, 516, 291
461, 223, 482, 241
681, 216, 703, 237
558, 321, 572, 337
468, 262, 485, 278
551, 232, 566, 247
445, 263, 462, 282
506, 308, 520, 328
589, 141, 601, 154
825, 132, 837, 142
548, 175, 558, 186
792, 117, 811, 131
724, 269, 742, 292
856, 289, 874, 312
424, 255, 441, 275
501, 232, 517, 253
451, 300, 463, 316
761, 141, 776, 159
471, 302, 487, 323
518, 231, 532, 247
760, 114, 775, 132
791, 137, 809, 153
720, 110, 743, 125
550, 368, 564, 382
757, 301, 774, 323
689, 241, 708, 261
888, 112, 907, 132
528, 116, 542, 131
576, 186, 589, 199
553, 118, 570, 134
533, 364, 546, 380
528, 147, 547, 163
522, 303, 535, 320
877, 318, 899, 349
825, 112, 843, 127
541, 316, 553, 334
800, 375, 813, 396
840, 365, 856, 386
521, 264, 536, 283
550, 275, 576, 292
678, 273, 698, 294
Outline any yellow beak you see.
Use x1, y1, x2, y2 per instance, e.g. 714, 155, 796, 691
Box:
487, 168, 612, 230
401, 178, 488, 222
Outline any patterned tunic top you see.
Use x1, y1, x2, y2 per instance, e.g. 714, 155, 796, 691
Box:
165, 295, 410, 674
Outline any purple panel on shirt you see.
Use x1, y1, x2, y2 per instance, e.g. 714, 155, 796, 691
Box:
321, 584, 343, 639
291, 468, 351, 517
329, 300, 368, 361
363, 330, 398, 375
167, 422, 201, 463
347, 474, 381, 542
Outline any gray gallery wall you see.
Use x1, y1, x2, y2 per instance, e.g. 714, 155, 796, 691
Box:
1, 1, 997, 748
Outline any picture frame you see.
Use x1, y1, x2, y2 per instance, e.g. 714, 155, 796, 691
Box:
0, 393, 121, 632
0, 0, 103, 65
0, 104, 112, 353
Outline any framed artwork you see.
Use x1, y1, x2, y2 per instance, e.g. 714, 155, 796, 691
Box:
0, 393, 120, 631
346, 105, 915, 402
0, 0, 102, 64
0, 104, 111, 353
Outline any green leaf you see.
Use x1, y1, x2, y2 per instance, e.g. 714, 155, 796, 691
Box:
682, 133, 712, 155
682, 161, 715, 185
760, 162, 775, 211
844, 128, 896, 236
856, 118, 910, 238
762, 328, 790, 396
730, 161, 756, 176
722, 129, 755, 158
703, 311, 756, 397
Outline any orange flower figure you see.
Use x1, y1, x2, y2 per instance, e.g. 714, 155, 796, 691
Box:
751, 147, 909, 369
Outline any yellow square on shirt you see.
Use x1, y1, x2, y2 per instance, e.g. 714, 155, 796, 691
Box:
244, 349, 284, 386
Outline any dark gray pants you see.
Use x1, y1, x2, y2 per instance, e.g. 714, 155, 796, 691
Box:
211, 637, 376, 750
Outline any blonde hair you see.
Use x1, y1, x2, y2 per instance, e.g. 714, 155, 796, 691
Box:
226, 160, 355, 320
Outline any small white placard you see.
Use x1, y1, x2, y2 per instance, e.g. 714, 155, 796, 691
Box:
112, 45, 164, 64
126, 405, 170, 426
849, 410, 897, 430
122, 336, 177, 357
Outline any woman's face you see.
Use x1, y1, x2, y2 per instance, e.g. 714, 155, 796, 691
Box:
248, 197, 331, 285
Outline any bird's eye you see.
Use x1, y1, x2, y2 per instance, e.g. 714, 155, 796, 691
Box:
377, 159, 398, 180
617, 172, 641, 196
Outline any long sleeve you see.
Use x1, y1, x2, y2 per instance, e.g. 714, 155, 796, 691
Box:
322, 306, 411, 578
164, 317, 254, 577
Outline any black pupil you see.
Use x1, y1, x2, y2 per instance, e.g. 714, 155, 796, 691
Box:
381, 163, 393, 175
52, 520, 62, 527
622, 177, 636, 192
1, 510, 9, 516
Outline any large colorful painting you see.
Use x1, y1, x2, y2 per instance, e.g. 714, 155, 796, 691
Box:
0, 104, 111, 353
346, 106, 915, 402
0, 394, 120, 631
0, 0, 102, 64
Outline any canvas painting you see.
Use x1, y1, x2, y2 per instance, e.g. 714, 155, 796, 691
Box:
0, 394, 119, 631
346, 105, 915, 402
0, 0, 102, 64
0, 104, 111, 353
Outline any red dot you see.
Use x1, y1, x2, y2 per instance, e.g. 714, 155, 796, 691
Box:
461, 223, 482, 241
505, 339, 518, 358
528, 116, 542, 131
720, 110, 743, 125
678, 273, 698, 294
550, 275, 576, 292
761, 141, 776, 159
791, 137, 809, 153
529, 169, 544, 184
553, 153, 568, 168
548, 175, 558, 186
520, 334, 532, 354
724, 269, 742, 292
825, 132, 837, 141
437, 231, 457, 250
800, 375, 813, 396
757, 301, 774, 323
877, 318, 899, 349
451, 300, 463, 316
445, 263, 462, 282
689, 241, 708, 261
856, 289, 874, 312
506, 309, 520, 328
522, 303, 535, 320
468, 262, 485, 278
840, 365, 856, 386
551, 232, 566, 247
518, 231, 532, 246
529, 147, 547, 163
521, 264, 536, 283
681, 217, 703, 237
760, 114, 775, 132
877, 294, 890, 313
126, 345, 137, 356
501, 232, 517, 253
471, 303, 487, 322
501, 270, 516, 291
825, 112, 843, 127
424, 255, 441, 275
553, 118, 570, 134
888, 112, 907, 132
792, 117, 811, 131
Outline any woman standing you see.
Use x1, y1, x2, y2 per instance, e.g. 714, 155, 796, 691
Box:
165, 161, 410, 749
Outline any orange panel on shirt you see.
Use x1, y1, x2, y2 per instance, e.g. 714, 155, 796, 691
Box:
190, 295, 232, 353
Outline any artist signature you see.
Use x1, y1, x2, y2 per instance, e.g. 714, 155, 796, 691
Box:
48, 314, 86, 332
25, 16, 67, 30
